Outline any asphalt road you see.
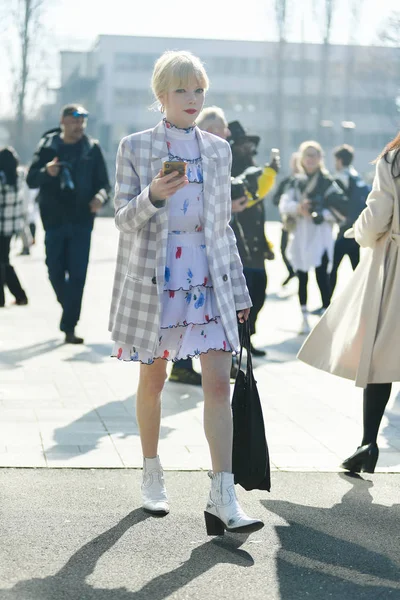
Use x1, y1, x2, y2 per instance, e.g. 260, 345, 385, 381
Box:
0, 469, 399, 600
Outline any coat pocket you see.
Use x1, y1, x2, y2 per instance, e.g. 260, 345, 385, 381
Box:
126, 273, 143, 283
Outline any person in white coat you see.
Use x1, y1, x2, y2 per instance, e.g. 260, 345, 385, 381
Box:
279, 141, 347, 334
298, 132, 400, 474
109, 51, 263, 535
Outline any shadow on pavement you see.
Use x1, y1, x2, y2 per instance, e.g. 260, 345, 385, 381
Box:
262, 473, 400, 599
64, 343, 114, 364
0, 339, 63, 370
263, 335, 304, 363
44, 396, 175, 459
3, 510, 253, 599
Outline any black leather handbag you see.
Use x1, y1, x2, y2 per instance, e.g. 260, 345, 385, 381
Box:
232, 320, 271, 491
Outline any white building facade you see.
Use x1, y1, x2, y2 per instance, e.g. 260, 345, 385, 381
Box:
59, 34, 399, 184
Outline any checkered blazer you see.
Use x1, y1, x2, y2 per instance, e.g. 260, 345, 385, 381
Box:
0, 169, 26, 237
108, 120, 251, 354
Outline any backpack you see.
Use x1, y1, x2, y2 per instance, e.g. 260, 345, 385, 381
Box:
347, 175, 371, 224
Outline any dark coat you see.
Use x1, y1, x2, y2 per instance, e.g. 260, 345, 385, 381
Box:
27, 128, 110, 230
231, 151, 270, 270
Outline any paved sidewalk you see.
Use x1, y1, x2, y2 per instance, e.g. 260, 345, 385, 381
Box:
1, 218, 399, 471
1, 470, 399, 600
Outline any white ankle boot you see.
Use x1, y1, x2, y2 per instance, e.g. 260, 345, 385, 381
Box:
204, 471, 264, 535
141, 456, 169, 516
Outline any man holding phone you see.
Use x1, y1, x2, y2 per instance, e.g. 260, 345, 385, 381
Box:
27, 104, 110, 344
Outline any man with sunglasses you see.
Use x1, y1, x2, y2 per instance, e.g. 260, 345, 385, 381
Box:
27, 104, 110, 344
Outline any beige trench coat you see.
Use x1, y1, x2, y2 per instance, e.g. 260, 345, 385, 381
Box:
298, 152, 400, 387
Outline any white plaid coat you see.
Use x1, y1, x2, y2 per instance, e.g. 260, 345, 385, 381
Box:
108, 121, 252, 355
0, 169, 26, 236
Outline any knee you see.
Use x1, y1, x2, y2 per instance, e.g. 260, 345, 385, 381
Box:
139, 370, 167, 398
203, 376, 230, 401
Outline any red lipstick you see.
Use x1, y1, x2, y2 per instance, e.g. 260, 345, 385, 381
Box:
184, 109, 197, 114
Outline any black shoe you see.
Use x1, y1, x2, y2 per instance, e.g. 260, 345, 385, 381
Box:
341, 443, 379, 474
250, 344, 267, 357
14, 297, 28, 306
65, 332, 84, 344
282, 273, 295, 287
169, 367, 202, 386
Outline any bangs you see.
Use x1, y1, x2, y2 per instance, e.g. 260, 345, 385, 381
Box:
168, 60, 208, 91
152, 51, 209, 101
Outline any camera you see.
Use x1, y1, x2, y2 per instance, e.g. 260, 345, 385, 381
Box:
309, 194, 325, 225
58, 161, 75, 191
231, 166, 263, 202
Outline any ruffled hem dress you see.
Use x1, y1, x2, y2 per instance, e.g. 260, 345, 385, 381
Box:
112, 120, 232, 364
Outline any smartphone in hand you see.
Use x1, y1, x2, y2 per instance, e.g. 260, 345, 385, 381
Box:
162, 161, 187, 176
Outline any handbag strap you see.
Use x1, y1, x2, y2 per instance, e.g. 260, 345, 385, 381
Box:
237, 320, 253, 375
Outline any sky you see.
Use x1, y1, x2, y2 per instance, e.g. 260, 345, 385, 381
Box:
1, 0, 398, 117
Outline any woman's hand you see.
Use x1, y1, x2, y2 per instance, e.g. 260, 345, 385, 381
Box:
149, 169, 188, 203
298, 198, 311, 217
237, 308, 250, 323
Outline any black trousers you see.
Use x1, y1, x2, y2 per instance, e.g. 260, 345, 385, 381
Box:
0, 235, 27, 306
280, 228, 295, 277
330, 236, 360, 294
362, 383, 392, 446
44, 222, 92, 333
243, 267, 267, 336
297, 251, 331, 308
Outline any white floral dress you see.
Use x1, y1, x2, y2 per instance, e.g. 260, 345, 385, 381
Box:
112, 120, 232, 364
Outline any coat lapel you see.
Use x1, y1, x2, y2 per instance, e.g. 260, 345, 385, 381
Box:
151, 120, 170, 179
196, 128, 219, 248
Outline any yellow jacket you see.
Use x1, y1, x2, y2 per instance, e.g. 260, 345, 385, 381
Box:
245, 166, 277, 209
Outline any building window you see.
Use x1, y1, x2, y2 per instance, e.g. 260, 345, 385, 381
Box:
114, 88, 153, 108
115, 53, 158, 72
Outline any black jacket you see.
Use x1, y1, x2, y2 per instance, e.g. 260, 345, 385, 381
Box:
231, 152, 270, 270
27, 128, 110, 230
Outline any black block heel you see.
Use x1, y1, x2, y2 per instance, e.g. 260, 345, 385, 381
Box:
341, 443, 379, 474
204, 511, 225, 536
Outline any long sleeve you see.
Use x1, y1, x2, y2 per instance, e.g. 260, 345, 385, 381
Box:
257, 165, 277, 199
354, 157, 394, 248
92, 144, 111, 204
114, 137, 165, 233
226, 149, 252, 310
26, 142, 53, 189
279, 187, 298, 216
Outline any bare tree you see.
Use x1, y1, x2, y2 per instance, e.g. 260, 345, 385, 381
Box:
274, 0, 289, 161
10, 0, 47, 160
313, 0, 336, 140
378, 10, 400, 46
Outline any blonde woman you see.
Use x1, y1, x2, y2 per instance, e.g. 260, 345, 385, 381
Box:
279, 141, 347, 334
108, 51, 263, 536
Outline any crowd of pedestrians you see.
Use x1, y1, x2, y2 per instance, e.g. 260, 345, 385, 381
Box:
1, 49, 399, 533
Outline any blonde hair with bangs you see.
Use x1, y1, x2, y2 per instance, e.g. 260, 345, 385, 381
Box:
297, 140, 327, 174
151, 51, 209, 107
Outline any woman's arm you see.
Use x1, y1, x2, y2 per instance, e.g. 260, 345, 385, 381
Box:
114, 137, 165, 233
354, 157, 394, 248
279, 187, 298, 216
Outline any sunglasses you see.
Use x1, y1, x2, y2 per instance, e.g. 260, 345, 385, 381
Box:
64, 110, 88, 119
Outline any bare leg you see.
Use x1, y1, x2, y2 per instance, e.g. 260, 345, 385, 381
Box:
136, 359, 167, 458
200, 350, 233, 473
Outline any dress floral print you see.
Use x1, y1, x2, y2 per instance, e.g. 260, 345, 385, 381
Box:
112, 121, 232, 364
